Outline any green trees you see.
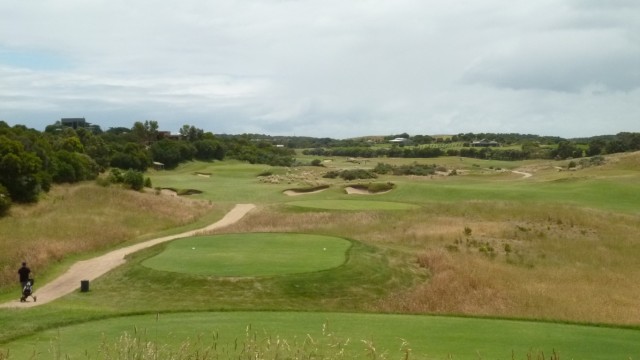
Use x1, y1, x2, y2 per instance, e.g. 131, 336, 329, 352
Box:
194, 140, 225, 161
551, 141, 583, 159
0, 184, 10, 216
0, 134, 44, 202
150, 139, 192, 169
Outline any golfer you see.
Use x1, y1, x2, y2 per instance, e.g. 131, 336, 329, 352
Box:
18, 262, 31, 290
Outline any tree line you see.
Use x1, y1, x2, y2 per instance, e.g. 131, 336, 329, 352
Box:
0, 120, 295, 216
301, 132, 640, 161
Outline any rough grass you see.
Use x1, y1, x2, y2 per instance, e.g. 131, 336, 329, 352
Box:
220, 202, 640, 325
0, 183, 214, 294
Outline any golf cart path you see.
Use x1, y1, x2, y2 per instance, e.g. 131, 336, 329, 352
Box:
0, 204, 256, 308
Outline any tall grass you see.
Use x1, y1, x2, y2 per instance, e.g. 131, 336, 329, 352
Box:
219, 202, 640, 324
0, 332, 563, 360
0, 183, 214, 294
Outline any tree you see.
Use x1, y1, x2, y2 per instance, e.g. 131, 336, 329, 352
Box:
0, 184, 11, 216
150, 139, 184, 169
194, 140, 225, 161
586, 139, 606, 157
131, 120, 159, 145
179, 125, 204, 142
110, 143, 151, 172
552, 141, 582, 159
51, 151, 99, 183
0, 135, 43, 202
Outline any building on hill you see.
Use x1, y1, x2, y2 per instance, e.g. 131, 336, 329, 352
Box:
61, 118, 87, 129
60, 118, 101, 133
471, 139, 500, 147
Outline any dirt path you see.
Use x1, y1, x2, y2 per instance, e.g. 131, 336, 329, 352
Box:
0, 204, 256, 308
512, 170, 533, 179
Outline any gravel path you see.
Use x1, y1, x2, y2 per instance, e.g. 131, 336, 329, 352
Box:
512, 170, 533, 178
0, 204, 255, 308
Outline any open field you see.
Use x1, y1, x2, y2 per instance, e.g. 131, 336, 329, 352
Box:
1, 152, 639, 358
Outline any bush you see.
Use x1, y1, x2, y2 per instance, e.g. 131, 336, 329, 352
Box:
123, 169, 144, 191
339, 169, 377, 181
367, 182, 395, 193
108, 168, 124, 183
95, 176, 111, 187
323, 171, 340, 179
373, 162, 394, 174
372, 162, 436, 176
0, 184, 11, 216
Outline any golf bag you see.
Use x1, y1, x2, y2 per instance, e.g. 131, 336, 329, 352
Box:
20, 279, 37, 302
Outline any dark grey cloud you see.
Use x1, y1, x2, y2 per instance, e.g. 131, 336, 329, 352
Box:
462, 32, 640, 92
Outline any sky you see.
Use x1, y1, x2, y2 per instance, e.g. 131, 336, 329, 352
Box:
0, 0, 638, 139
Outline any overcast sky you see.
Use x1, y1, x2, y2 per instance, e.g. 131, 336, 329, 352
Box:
1, 0, 638, 138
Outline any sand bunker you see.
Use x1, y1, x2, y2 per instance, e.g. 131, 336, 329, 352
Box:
159, 188, 203, 196
344, 187, 391, 195
160, 189, 178, 197
283, 188, 328, 196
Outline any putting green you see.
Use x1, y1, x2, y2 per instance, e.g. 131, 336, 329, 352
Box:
287, 199, 420, 211
142, 233, 352, 276
4, 311, 640, 360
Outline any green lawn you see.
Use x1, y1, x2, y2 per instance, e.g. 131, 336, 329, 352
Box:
142, 233, 352, 276
5, 311, 640, 360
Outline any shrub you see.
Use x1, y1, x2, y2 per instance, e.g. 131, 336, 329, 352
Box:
109, 168, 124, 183
373, 162, 394, 174
123, 169, 144, 191
340, 169, 377, 181
324, 169, 377, 180
0, 184, 11, 216
373, 162, 436, 176
367, 182, 395, 193
464, 226, 472, 237
323, 171, 340, 179
95, 176, 111, 187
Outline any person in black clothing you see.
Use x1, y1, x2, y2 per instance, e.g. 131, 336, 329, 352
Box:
18, 262, 31, 289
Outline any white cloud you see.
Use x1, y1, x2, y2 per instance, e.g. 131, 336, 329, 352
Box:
0, 0, 638, 137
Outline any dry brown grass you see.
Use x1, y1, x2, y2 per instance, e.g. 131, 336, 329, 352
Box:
0, 183, 214, 290
219, 202, 640, 324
